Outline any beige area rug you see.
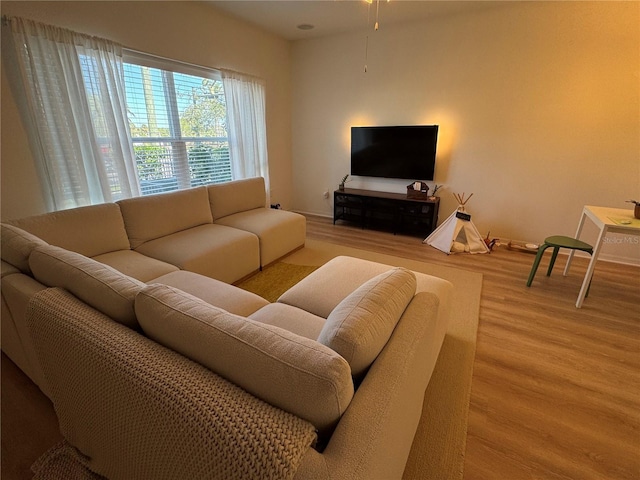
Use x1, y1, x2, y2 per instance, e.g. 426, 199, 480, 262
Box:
242, 239, 483, 480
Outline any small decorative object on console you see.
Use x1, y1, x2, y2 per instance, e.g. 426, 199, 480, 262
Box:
407, 181, 429, 199
339, 174, 349, 191
626, 200, 640, 219
428, 184, 443, 201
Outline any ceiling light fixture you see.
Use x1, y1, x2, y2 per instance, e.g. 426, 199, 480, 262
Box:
297, 24, 315, 31
363, 0, 390, 73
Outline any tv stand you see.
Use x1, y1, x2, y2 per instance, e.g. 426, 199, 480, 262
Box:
334, 188, 440, 236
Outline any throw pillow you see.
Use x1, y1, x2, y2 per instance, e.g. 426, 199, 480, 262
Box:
317, 267, 416, 377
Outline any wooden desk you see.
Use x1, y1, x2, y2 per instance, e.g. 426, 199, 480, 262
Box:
564, 205, 640, 308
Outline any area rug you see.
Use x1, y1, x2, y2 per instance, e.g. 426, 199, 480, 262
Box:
239, 239, 483, 480
238, 262, 318, 302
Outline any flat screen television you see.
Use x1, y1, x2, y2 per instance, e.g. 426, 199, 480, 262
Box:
351, 125, 438, 181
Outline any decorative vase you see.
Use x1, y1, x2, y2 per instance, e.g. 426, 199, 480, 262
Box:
339, 184, 344, 191
635, 204, 640, 220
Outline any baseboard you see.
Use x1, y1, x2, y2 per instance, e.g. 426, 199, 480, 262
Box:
294, 210, 332, 219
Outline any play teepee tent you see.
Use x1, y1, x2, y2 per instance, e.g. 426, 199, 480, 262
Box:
423, 193, 490, 254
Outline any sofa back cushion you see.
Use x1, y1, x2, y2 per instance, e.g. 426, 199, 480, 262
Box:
317, 267, 416, 377
1, 223, 48, 274
208, 177, 266, 220
118, 187, 212, 249
8, 203, 131, 257
29, 245, 144, 329
136, 283, 354, 433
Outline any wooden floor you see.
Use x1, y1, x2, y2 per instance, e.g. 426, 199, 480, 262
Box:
2, 214, 639, 480
306, 215, 640, 480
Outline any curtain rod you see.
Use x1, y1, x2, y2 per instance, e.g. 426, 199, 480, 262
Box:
125, 47, 219, 74
125, 47, 261, 81
122, 46, 264, 82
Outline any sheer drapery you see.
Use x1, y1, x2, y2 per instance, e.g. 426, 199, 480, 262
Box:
9, 17, 139, 211
221, 70, 270, 201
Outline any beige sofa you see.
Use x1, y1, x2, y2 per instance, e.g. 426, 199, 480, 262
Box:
4, 177, 305, 284
1, 179, 453, 479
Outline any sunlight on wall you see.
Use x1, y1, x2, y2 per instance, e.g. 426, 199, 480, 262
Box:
342, 114, 375, 150
417, 109, 458, 184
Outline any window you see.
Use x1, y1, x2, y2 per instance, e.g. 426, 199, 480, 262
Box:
123, 53, 232, 195
10, 14, 268, 210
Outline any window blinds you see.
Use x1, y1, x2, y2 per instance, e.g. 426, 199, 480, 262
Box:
122, 52, 232, 195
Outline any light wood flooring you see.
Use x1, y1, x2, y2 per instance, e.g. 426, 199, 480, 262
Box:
306, 214, 640, 480
2, 213, 639, 479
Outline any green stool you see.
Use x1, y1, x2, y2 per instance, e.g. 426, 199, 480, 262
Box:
526, 235, 594, 290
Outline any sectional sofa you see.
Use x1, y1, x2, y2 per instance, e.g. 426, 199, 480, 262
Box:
1, 176, 453, 479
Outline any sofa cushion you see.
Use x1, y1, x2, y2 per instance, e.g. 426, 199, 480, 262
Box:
29, 245, 144, 329
1, 223, 48, 274
150, 270, 268, 316
135, 224, 260, 284
136, 284, 354, 433
1, 260, 21, 278
208, 177, 266, 220
249, 302, 326, 340
317, 268, 416, 377
92, 250, 179, 283
8, 203, 131, 257
117, 186, 213, 249
215, 208, 306, 266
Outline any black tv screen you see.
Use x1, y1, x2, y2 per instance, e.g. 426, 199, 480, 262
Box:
351, 125, 438, 181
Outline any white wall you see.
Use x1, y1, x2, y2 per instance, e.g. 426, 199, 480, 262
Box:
1, 1, 292, 219
291, 1, 640, 264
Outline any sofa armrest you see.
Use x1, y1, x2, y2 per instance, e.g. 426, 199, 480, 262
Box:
295, 291, 448, 480
2, 273, 49, 393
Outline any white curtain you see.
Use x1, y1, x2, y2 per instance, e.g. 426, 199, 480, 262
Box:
221, 70, 270, 201
9, 17, 140, 211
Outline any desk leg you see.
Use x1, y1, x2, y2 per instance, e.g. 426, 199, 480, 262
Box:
564, 211, 587, 276
576, 226, 606, 308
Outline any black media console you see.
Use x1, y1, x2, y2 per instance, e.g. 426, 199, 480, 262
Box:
333, 188, 440, 236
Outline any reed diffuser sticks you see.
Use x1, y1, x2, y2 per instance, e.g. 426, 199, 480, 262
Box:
453, 192, 474, 206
